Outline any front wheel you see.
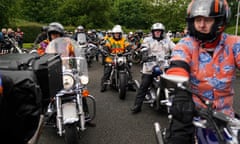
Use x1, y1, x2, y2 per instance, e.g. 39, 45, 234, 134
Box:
64, 124, 79, 144
131, 52, 141, 64
118, 72, 127, 100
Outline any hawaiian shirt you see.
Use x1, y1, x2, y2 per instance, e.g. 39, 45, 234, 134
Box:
171, 33, 240, 117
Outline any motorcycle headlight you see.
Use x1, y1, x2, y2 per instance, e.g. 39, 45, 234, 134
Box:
80, 75, 89, 85
117, 57, 126, 64
63, 73, 75, 90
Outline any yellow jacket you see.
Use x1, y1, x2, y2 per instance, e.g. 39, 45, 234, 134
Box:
105, 37, 130, 54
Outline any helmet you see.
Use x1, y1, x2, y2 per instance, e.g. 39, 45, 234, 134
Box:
151, 23, 165, 40
186, 0, 231, 42
87, 30, 92, 34
77, 25, 84, 32
136, 29, 143, 38
47, 22, 64, 40
112, 26, 123, 33
92, 29, 96, 33
77, 25, 84, 30
112, 25, 123, 40
107, 29, 112, 34
41, 26, 48, 32
152, 65, 163, 77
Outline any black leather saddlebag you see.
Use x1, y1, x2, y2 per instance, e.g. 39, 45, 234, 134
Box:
0, 53, 63, 105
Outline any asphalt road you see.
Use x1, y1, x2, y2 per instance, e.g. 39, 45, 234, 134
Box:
38, 59, 240, 144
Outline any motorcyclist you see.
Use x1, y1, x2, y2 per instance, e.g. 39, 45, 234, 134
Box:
73, 25, 88, 45
37, 22, 64, 55
164, 0, 240, 143
131, 23, 175, 114
45, 26, 95, 127
87, 29, 100, 62
100, 25, 136, 92
33, 26, 48, 49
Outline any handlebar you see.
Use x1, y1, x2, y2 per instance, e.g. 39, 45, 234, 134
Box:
160, 74, 240, 143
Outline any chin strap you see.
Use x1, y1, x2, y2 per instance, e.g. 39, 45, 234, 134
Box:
200, 34, 221, 50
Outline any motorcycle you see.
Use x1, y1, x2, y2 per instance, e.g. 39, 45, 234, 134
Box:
85, 42, 99, 67
154, 74, 240, 144
102, 50, 132, 100
135, 53, 170, 112
45, 37, 96, 144
0, 36, 28, 54
130, 46, 142, 64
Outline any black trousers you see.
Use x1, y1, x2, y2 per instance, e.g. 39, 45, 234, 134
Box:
166, 118, 195, 144
134, 74, 153, 106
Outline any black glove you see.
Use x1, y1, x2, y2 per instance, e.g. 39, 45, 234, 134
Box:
170, 89, 195, 123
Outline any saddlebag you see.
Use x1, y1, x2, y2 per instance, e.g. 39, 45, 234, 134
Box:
0, 53, 63, 106
0, 53, 63, 143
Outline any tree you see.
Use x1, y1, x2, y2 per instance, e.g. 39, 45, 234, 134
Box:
114, 0, 153, 29
0, 0, 17, 27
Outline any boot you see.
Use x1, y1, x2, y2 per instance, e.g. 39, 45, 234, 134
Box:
128, 84, 136, 91
131, 105, 142, 114
128, 80, 136, 91
100, 84, 107, 92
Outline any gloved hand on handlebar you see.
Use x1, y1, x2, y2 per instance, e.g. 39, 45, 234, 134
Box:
170, 89, 195, 123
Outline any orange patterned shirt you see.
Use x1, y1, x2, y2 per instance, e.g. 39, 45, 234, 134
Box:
170, 33, 240, 116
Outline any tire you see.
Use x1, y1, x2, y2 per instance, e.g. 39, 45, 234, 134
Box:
131, 53, 141, 64
64, 124, 79, 144
118, 72, 127, 100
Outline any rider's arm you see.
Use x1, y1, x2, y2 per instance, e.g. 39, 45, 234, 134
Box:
166, 38, 191, 78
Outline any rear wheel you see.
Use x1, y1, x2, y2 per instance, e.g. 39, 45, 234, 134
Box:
118, 72, 127, 100
64, 124, 79, 144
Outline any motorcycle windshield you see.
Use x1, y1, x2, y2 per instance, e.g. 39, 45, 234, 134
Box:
45, 37, 88, 77
77, 33, 87, 44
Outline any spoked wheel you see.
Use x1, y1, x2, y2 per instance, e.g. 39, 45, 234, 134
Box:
64, 123, 79, 144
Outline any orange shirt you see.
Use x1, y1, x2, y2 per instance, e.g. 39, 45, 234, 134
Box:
37, 39, 50, 55
170, 33, 240, 117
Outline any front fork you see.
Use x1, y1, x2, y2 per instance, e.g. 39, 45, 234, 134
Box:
55, 95, 63, 136
76, 93, 85, 131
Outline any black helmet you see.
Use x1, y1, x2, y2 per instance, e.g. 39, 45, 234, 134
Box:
41, 26, 48, 32
47, 22, 64, 40
186, 0, 230, 42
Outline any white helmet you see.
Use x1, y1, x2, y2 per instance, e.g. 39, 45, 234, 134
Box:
112, 26, 123, 33
151, 23, 165, 40
49, 22, 64, 31
151, 23, 165, 31
77, 25, 84, 30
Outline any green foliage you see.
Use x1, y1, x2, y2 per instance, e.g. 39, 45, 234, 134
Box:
0, 0, 18, 27
4, 0, 240, 34
23, 43, 34, 49
225, 25, 240, 35
172, 38, 181, 44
